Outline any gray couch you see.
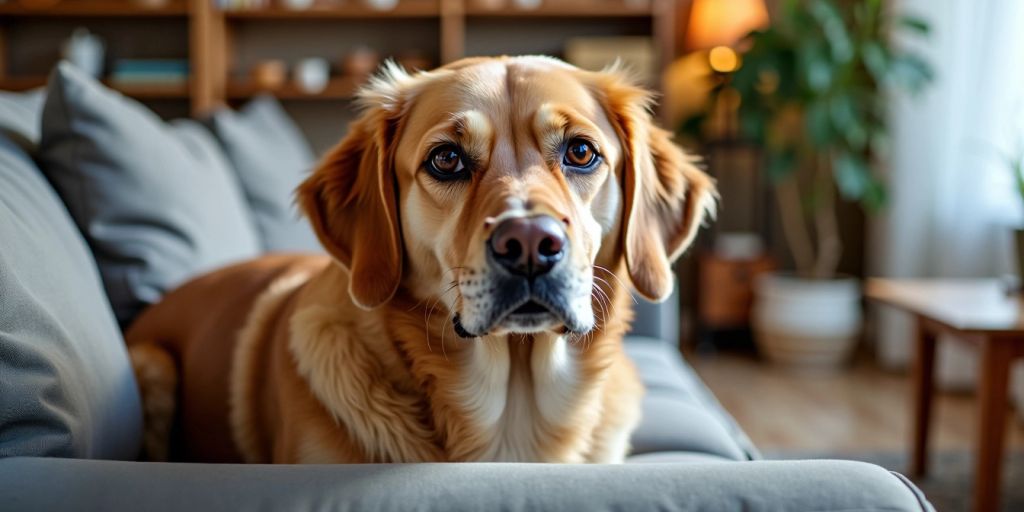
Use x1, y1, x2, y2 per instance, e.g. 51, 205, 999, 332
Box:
0, 68, 934, 511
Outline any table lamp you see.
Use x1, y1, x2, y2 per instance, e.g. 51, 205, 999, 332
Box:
685, 0, 769, 73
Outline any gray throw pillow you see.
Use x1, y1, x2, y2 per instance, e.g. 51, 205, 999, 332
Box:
0, 88, 46, 152
209, 95, 320, 252
38, 63, 261, 326
0, 134, 142, 459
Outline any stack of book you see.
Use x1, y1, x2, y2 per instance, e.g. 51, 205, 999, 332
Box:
214, 0, 272, 10
108, 59, 189, 88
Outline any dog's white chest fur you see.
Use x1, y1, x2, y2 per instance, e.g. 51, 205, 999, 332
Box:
454, 333, 595, 462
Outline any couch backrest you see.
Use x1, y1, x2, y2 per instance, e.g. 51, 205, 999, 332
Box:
629, 288, 681, 344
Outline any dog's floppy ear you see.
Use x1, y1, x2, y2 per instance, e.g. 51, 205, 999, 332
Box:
595, 71, 717, 302
297, 65, 410, 309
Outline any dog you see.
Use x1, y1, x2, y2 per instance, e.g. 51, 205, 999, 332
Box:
124, 56, 716, 464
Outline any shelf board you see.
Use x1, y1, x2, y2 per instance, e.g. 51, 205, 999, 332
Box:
0, 76, 189, 98
226, 76, 360, 100
107, 80, 190, 98
222, 1, 440, 19
0, 1, 188, 17
0, 76, 47, 91
465, 1, 653, 18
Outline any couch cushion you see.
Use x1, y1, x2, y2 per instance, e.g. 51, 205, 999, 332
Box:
0, 135, 142, 459
0, 88, 45, 152
38, 63, 261, 325
625, 337, 759, 460
208, 95, 319, 252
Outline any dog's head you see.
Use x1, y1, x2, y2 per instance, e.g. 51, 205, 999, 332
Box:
298, 56, 714, 337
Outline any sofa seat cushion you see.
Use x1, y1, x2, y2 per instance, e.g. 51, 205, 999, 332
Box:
208, 95, 319, 252
0, 135, 141, 459
38, 63, 262, 325
625, 337, 758, 461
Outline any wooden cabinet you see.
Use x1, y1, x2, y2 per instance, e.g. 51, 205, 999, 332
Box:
697, 251, 774, 330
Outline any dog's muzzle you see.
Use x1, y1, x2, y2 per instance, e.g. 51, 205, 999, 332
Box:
452, 214, 588, 338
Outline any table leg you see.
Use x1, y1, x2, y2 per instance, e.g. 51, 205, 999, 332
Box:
973, 337, 1013, 512
909, 317, 937, 478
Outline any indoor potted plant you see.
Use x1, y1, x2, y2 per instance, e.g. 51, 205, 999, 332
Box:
720, 0, 931, 365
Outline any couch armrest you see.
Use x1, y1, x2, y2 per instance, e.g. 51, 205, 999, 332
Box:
0, 457, 932, 511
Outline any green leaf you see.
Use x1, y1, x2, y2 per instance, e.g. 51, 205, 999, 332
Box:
898, 16, 931, 36
805, 100, 832, 146
890, 53, 934, 93
862, 41, 889, 84
833, 152, 871, 200
800, 44, 833, 93
810, 0, 854, 63
862, 179, 888, 213
829, 95, 867, 150
1012, 153, 1024, 203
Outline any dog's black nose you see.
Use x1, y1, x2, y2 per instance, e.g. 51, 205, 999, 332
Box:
489, 215, 566, 279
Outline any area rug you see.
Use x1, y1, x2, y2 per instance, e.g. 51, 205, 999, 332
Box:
766, 450, 1024, 511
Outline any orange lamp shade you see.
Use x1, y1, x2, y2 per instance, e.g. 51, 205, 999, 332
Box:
685, 0, 770, 52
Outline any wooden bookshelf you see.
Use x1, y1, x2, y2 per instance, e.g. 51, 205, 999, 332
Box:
464, 2, 653, 18
225, 76, 359, 100
108, 80, 190, 98
0, 1, 188, 17
222, 1, 439, 19
1, 0, 680, 116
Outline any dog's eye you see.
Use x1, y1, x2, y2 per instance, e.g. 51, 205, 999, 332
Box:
426, 144, 467, 180
563, 139, 599, 171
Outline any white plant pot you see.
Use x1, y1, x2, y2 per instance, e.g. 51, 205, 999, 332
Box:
752, 273, 862, 367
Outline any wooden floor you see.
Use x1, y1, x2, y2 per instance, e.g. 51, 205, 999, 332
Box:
686, 349, 1024, 455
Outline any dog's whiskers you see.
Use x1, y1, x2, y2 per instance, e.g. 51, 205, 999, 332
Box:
591, 275, 614, 326
591, 273, 621, 322
591, 286, 611, 330
440, 266, 467, 281
441, 310, 456, 361
594, 265, 637, 304
424, 280, 460, 354
409, 269, 463, 311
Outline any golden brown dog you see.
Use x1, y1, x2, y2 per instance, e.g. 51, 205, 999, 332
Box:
125, 56, 715, 464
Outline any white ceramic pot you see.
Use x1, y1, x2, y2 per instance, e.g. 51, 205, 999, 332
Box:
513, 0, 541, 9
294, 58, 329, 94
364, 0, 399, 11
752, 273, 862, 367
282, 0, 315, 10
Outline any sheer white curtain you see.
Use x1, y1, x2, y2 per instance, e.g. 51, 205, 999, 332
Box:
871, 0, 1024, 390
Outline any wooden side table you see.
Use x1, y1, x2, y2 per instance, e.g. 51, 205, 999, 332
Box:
866, 279, 1024, 512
